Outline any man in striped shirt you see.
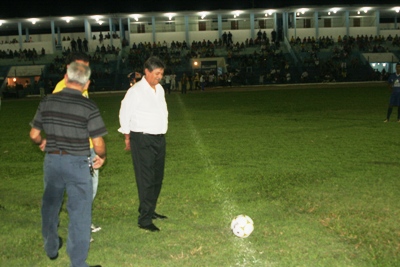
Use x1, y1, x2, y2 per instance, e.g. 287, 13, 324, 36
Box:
53, 52, 102, 235
30, 62, 106, 267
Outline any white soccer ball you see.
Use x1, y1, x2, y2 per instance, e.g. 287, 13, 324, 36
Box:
231, 214, 254, 238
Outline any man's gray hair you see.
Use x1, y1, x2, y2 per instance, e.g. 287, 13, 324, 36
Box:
67, 62, 91, 85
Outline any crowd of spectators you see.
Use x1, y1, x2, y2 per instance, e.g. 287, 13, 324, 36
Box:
289, 34, 400, 83
2, 30, 400, 95
49, 51, 113, 80
0, 47, 44, 61
51, 32, 395, 88
0, 39, 19, 44
93, 32, 120, 43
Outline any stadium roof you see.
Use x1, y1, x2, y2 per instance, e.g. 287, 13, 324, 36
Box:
0, 5, 399, 34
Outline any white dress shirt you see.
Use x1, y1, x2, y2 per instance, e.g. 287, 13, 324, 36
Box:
118, 76, 168, 135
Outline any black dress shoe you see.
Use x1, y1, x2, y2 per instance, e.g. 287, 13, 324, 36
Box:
49, 236, 63, 260
152, 212, 168, 220
138, 223, 160, 232
90, 265, 102, 267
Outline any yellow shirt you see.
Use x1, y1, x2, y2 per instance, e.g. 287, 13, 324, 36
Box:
53, 78, 93, 148
53, 78, 89, 97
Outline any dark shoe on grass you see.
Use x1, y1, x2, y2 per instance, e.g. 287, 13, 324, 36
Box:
152, 212, 168, 220
138, 223, 160, 232
49, 236, 63, 260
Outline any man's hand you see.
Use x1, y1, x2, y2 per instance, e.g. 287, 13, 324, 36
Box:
124, 134, 130, 151
124, 138, 131, 151
93, 154, 106, 169
30, 128, 46, 151
39, 139, 46, 151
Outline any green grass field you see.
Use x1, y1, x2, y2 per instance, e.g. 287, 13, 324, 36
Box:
1, 83, 400, 267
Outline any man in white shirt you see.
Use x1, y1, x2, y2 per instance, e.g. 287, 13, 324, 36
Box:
118, 56, 168, 232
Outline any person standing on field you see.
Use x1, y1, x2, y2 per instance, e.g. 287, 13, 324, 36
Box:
170, 73, 176, 91
53, 52, 102, 236
200, 73, 206, 91
385, 63, 400, 122
164, 73, 171, 94
30, 62, 106, 267
118, 56, 168, 232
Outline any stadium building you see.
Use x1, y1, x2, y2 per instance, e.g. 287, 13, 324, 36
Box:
0, 4, 399, 95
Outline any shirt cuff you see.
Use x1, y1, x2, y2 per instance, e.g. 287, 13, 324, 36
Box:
118, 127, 129, 134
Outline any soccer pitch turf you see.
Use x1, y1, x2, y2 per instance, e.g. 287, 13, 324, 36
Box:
1, 82, 400, 267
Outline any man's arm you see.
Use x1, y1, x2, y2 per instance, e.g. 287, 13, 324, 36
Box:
124, 134, 130, 151
29, 128, 46, 151
118, 90, 134, 134
118, 89, 135, 150
92, 136, 106, 169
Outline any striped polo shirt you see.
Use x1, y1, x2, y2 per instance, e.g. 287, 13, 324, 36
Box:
30, 88, 107, 156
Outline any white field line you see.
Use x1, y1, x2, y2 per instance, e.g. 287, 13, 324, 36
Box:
176, 95, 272, 267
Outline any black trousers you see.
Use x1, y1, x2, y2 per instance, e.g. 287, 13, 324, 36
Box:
130, 132, 166, 226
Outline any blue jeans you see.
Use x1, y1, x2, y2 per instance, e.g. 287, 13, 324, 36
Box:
42, 153, 92, 267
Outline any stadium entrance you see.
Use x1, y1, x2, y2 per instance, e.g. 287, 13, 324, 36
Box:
1, 65, 45, 98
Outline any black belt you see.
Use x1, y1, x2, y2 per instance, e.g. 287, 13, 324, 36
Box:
48, 150, 69, 155
132, 132, 165, 137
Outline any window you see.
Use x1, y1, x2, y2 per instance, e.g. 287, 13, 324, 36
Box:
324, 19, 331, 27
199, 21, 206, 31
353, 18, 361, 27
137, 24, 145, 33
303, 19, 311, 28
258, 20, 266, 29
231, 20, 239, 30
